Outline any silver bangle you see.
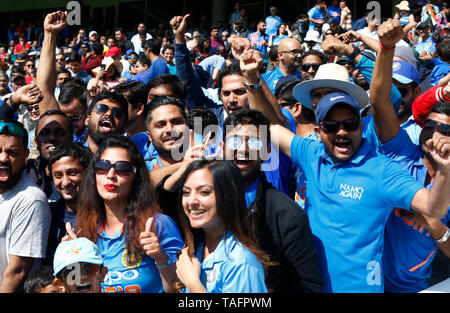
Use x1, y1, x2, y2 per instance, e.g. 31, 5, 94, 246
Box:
436, 227, 450, 244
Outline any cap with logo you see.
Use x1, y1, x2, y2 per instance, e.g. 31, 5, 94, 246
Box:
53, 237, 103, 277
315, 92, 360, 124
392, 60, 420, 85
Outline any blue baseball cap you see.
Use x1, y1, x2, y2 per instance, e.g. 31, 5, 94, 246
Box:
315, 92, 360, 124
53, 238, 103, 277
392, 60, 420, 85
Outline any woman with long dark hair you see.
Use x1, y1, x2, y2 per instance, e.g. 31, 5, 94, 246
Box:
74, 135, 184, 293
173, 159, 271, 293
193, 36, 211, 64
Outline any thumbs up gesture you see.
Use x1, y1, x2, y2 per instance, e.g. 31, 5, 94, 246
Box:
140, 216, 168, 265
61, 222, 78, 242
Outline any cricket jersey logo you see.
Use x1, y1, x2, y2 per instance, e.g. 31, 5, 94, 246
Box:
339, 184, 364, 200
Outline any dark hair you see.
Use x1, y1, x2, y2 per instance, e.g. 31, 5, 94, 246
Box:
112, 81, 148, 110
75, 135, 160, 264
114, 27, 126, 35
88, 90, 129, 126
24, 265, 55, 293
276, 80, 315, 123
137, 56, 151, 68
435, 37, 450, 63
429, 101, 450, 116
217, 63, 243, 95
267, 45, 278, 61
196, 36, 210, 54
222, 108, 271, 142
68, 53, 82, 64
144, 95, 187, 129
38, 110, 74, 137
92, 43, 103, 56
58, 79, 88, 108
301, 50, 327, 64
144, 38, 162, 55
57, 67, 70, 77
176, 159, 271, 265
48, 142, 93, 175
162, 45, 175, 54
147, 74, 187, 101
187, 108, 219, 135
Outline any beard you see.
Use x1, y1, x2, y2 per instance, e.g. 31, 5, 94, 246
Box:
88, 116, 122, 145
0, 162, 23, 192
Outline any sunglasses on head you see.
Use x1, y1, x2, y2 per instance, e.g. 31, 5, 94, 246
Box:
0, 121, 26, 137
225, 135, 264, 151
301, 63, 321, 72
423, 119, 450, 136
93, 103, 123, 119
319, 118, 360, 134
94, 159, 136, 176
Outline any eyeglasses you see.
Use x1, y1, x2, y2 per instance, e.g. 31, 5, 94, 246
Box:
67, 112, 86, 123
93, 103, 123, 119
60, 262, 101, 279
25, 64, 35, 68
128, 56, 137, 59
94, 159, 136, 176
0, 121, 26, 137
281, 49, 302, 56
301, 63, 321, 72
225, 135, 264, 151
319, 118, 360, 134
26, 104, 39, 112
423, 119, 450, 136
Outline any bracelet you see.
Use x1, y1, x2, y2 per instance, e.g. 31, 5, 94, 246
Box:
347, 46, 361, 63
436, 227, 450, 244
378, 41, 395, 51
8, 96, 17, 109
244, 76, 262, 90
155, 255, 173, 270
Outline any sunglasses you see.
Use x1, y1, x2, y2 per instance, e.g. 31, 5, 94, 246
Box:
397, 87, 412, 98
60, 262, 101, 280
67, 112, 86, 123
319, 118, 360, 134
423, 119, 450, 136
225, 135, 264, 151
26, 104, 39, 111
93, 103, 123, 119
128, 56, 137, 59
301, 63, 321, 72
281, 49, 302, 56
0, 121, 26, 137
94, 159, 136, 176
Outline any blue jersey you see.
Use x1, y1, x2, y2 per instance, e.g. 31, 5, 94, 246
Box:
129, 131, 150, 158
327, 5, 341, 24
290, 136, 424, 292
308, 6, 326, 30
265, 16, 282, 36
247, 32, 270, 58
381, 128, 450, 292
98, 213, 184, 293
261, 67, 302, 95
183, 232, 267, 293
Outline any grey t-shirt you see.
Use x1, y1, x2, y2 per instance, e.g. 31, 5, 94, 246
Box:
0, 173, 51, 284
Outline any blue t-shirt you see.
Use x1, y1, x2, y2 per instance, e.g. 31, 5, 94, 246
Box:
129, 131, 150, 158
265, 15, 282, 37
247, 32, 270, 58
308, 6, 326, 30
327, 5, 341, 24
261, 67, 302, 95
133, 57, 169, 85
415, 37, 436, 56
290, 136, 424, 293
99, 213, 184, 293
430, 58, 450, 87
183, 232, 267, 293
380, 128, 450, 293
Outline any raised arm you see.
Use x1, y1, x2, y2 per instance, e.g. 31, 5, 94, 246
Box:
36, 11, 67, 113
369, 18, 404, 143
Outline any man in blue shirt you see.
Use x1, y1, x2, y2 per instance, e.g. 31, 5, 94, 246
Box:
265, 7, 282, 37
369, 17, 450, 293
414, 21, 436, 66
308, 0, 327, 31
247, 21, 270, 65
327, 0, 341, 24
135, 39, 169, 85
243, 45, 450, 293
262, 38, 302, 94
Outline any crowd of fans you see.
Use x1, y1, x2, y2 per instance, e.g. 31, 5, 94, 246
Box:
0, 0, 449, 294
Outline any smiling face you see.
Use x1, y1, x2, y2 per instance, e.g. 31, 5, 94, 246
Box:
86, 99, 126, 145
316, 104, 363, 162
51, 156, 85, 205
182, 168, 220, 231
59, 262, 106, 293
96, 147, 135, 205
35, 115, 73, 162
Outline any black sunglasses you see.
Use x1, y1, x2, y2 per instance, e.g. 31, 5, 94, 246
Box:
301, 63, 321, 72
397, 87, 411, 98
93, 103, 123, 119
423, 119, 450, 136
320, 118, 360, 134
94, 160, 136, 176
26, 104, 39, 111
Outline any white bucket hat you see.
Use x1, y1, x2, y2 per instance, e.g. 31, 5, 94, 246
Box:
304, 30, 321, 43
293, 63, 369, 110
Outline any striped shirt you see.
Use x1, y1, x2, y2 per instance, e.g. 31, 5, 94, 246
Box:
340, 7, 352, 30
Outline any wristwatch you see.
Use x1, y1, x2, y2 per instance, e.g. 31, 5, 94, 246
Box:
347, 46, 361, 63
244, 76, 262, 90
436, 227, 450, 244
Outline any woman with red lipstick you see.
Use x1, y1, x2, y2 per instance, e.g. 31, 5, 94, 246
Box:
73, 135, 184, 293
